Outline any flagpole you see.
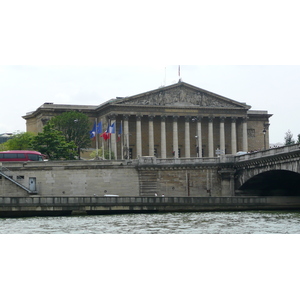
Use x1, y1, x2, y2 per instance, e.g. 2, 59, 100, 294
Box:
109, 119, 111, 160
101, 118, 104, 160
95, 118, 99, 159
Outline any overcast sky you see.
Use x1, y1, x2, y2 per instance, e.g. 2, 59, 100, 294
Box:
1, 0, 300, 146
1, 65, 299, 144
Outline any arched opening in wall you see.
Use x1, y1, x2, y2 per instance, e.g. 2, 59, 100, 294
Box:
238, 170, 300, 196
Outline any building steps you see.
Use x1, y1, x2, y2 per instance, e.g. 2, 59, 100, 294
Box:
139, 170, 158, 196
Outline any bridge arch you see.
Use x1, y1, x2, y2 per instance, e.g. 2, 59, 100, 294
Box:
237, 170, 300, 196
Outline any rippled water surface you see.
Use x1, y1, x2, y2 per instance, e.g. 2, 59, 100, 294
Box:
1, 210, 300, 233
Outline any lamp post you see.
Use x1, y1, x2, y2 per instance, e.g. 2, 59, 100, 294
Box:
192, 117, 198, 158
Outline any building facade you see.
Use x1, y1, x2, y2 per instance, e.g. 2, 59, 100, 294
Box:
23, 81, 272, 159
0, 133, 13, 144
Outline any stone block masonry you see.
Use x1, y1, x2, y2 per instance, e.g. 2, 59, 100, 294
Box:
0, 159, 230, 197
1, 196, 300, 218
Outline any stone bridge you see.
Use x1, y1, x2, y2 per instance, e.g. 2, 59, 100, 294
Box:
233, 144, 300, 196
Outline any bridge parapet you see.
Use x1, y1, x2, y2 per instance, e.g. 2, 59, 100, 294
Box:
235, 143, 300, 162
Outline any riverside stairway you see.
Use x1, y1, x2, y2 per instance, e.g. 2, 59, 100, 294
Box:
0, 165, 37, 195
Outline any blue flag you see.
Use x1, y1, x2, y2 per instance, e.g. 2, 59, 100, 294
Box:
96, 122, 102, 134
109, 122, 115, 134
89, 122, 96, 139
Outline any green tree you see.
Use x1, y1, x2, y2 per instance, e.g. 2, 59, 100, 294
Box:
284, 129, 295, 145
50, 111, 91, 159
30, 123, 77, 160
2, 131, 36, 150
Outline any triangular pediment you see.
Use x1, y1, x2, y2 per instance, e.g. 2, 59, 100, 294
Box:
114, 81, 250, 109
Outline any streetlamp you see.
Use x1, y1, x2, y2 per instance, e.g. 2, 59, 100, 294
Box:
192, 117, 198, 158
195, 135, 199, 157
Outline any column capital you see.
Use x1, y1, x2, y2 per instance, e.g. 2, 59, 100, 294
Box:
148, 115, 155, 121
220, 116, 226, 122
108, 113, 117, 120
208, 116, 214, 122
136, 115, 142, 121
172, 115, 179, 121
231, 117, 237, 123
123, 114, 130, 121
161, 115, 167, 121
185, 116, 191, 122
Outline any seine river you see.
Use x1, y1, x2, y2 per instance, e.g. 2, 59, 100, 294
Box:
1, 210, 300, 233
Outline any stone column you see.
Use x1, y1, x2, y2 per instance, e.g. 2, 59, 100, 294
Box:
220, 117, 225, 155
148, 115, 154, 156
242, 117, 248, 152
196, 116, 202, 158
185, 116, 191, 158
123, 115, 129, 159
208, 117, 214, 157
136, 115, 142, 158
173, 116, 179, 158
110, 115, 117, 159
161, 115, 166, 158
231, 117, 237, 154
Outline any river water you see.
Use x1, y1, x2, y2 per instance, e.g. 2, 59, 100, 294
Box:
1, 210, 300, 233
2, 211, 299, 300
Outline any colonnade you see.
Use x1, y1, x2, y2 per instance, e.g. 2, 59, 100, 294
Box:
108, 115, 248, 159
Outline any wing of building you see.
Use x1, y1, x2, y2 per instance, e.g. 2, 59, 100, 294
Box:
23, 81, 272, 159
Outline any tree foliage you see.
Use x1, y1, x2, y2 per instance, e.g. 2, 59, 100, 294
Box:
49, 111, 91, 159
30, 123, 77, 160
1, 131, 36, 150
284, 129, 295, 145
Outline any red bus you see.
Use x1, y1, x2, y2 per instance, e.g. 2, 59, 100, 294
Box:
0, 150, 44, 162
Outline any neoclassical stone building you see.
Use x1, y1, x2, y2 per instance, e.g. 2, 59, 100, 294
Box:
23, 81, 272, 159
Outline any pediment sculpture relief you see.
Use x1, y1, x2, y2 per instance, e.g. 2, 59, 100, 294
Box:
118, 86, 242, 108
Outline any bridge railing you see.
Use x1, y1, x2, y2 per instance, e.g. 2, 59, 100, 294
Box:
235, 143, 300, 162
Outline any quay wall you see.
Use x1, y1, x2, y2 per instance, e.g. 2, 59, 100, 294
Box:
0, 159, 227, 197
0, 196, 300, 217
0, 160, 140, 197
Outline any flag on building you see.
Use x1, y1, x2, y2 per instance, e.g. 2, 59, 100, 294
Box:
109, 122, 115, 134
100, 123, 110, 141
100, 122, 115, 141
96, 122, 102, 134
89, 122, 97, 139
90, 121, 102, 139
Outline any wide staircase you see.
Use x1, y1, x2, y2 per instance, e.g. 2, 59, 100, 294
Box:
139, 170, 158, 196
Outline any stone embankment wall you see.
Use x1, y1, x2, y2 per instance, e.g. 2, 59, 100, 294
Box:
0, 159, 227, 197
0, 196, 300, 217
0, 160, 140, 197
